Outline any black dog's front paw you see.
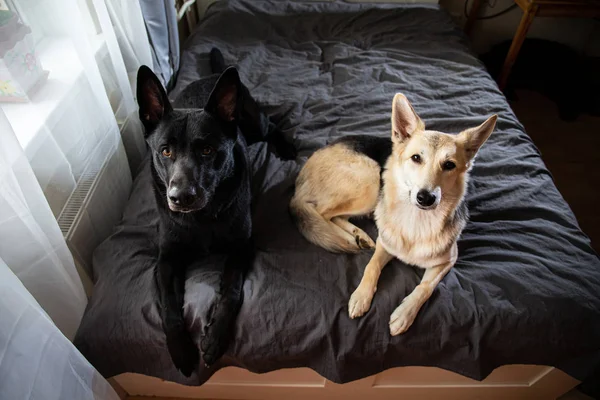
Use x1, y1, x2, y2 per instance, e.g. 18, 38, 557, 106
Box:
166, 327, 200, 377
200, 319, 233, 367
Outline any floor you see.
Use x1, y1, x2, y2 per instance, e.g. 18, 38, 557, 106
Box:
511, 91, 599, 400
510, 90, 600, 253
560, 388, 595, 400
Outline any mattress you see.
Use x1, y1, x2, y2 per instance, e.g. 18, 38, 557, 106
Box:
74, 0, 600, 390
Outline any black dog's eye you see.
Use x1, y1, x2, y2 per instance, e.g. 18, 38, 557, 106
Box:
162, 148, 172, 158
443, 161, 456, 171
411, 154, 421, 163
201, 146, 214, 156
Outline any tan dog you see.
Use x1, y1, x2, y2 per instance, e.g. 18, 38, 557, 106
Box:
290, 93, 497, 335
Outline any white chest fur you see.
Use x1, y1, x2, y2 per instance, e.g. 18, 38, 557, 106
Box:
374, 200, 456, 269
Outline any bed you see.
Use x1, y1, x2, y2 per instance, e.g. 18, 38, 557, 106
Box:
74, 1, 600, 398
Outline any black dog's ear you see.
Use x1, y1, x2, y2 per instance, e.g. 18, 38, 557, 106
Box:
137, 65, 172, 134
205, 66, 240, 122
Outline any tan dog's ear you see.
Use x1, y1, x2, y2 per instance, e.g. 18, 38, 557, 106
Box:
459, 114, 497, 160
391, 93, 424, 144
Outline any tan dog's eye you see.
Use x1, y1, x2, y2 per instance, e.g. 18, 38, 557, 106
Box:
443, 161, 456, 171
202, 146, 214, 156
411, 154, 421, 163
162, 148, 172, 158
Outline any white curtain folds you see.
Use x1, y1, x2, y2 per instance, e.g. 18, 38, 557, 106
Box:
0, 0, 155, 397
0, 259, 119, 400
0, 111, 87, 340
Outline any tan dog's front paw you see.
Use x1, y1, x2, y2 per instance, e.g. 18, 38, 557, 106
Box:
389, 299, 418, 336
353, 229, 375, 250
348, 286, 375, 319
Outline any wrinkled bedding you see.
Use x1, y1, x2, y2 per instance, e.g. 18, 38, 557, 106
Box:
74, 0, 600, 387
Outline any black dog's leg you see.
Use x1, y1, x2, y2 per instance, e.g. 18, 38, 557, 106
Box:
210, 47, 295, 159
237, 84, 270, 144
210, 48, 226, 74
237, 84, 297, 160
200, 245, 252, 366
156, 256, 200, 376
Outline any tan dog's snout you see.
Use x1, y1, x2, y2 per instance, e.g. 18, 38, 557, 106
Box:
411, 186, 441, 210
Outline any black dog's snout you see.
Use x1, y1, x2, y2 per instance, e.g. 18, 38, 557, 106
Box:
168, 186, 197, 207
416, 189, 436, 207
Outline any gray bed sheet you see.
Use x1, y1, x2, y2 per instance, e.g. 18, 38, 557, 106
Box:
74, 0, 600, 388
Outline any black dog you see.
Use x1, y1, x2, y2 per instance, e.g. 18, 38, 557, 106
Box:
136, 49, 294, 376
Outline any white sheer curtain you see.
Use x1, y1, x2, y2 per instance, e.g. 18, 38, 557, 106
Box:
0, 0, 138, 333
105, 0, 154, 76
0, 111, 87, 339
102, 0, 154, 170
0, 258, 119, 400
0, 0, 154, 397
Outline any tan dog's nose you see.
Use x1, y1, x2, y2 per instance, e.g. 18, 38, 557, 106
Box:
416, 189, 436, 207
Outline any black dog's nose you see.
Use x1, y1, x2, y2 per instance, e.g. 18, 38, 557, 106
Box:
168, 186, 197, 207
416, 189, 436, 207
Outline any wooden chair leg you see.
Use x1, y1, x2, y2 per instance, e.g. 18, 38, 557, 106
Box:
497, 5, 538, 90
464, 0, 484, 36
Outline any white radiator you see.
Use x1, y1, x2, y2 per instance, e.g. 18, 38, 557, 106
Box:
57, 133, 133, 295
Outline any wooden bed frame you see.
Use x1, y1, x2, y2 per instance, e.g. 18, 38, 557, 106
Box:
113, 365, 578, 399
110, 1, 580, 399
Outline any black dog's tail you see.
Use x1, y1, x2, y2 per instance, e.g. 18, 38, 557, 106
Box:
210, 48, 227, 74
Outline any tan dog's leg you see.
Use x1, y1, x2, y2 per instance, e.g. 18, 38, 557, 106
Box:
331, 217, 375, 250
348, 239, 393, 319
389, 258, 455, 336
